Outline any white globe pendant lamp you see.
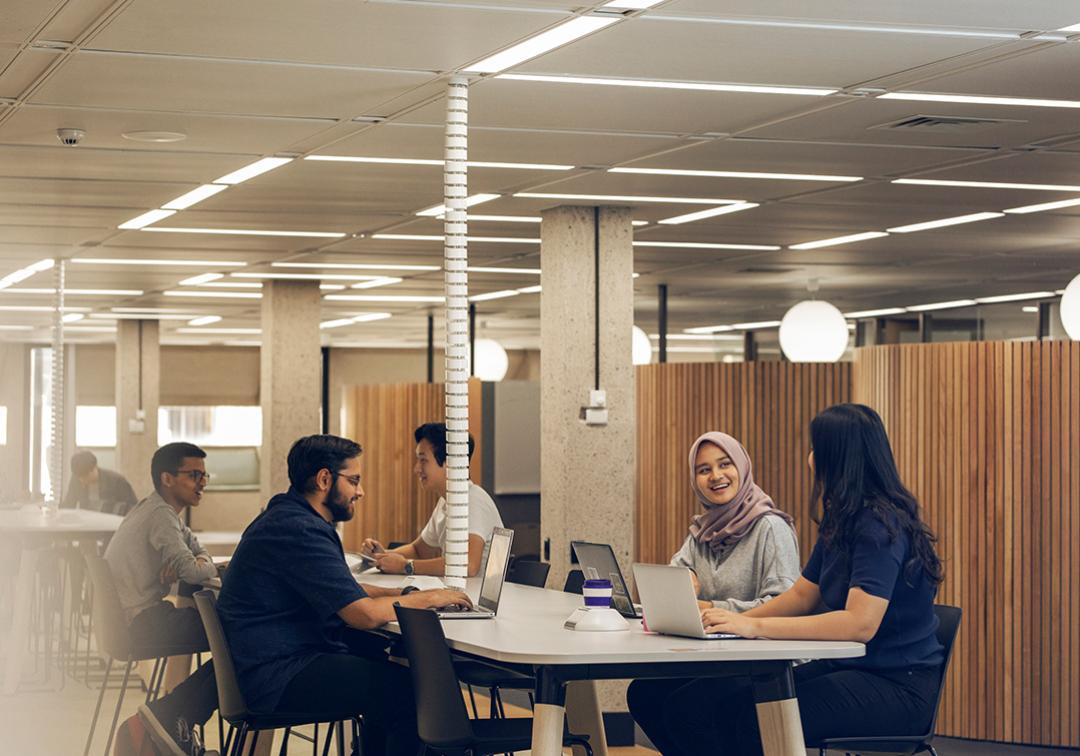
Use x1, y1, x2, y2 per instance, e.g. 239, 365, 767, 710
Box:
1061, 273, 1080, 340
632, 325, 652, 365
472, 338, 509, 381
779, 299, 849, 362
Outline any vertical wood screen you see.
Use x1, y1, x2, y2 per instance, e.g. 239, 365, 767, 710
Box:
853, 342, 1079, 748
635, 361, 850, 567
339, 380, 482, 552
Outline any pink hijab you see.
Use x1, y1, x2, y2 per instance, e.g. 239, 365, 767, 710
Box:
687, 431, 793, 552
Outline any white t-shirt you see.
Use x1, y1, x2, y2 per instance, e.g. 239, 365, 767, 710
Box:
419, 482, 504, 561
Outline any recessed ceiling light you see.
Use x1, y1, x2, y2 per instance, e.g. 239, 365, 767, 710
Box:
89, 313, 194, 320
975, 291, 1054, 304
74, 258, 245, 267
179, 273, 224, 286
844, 307, 906, 318
231, 272, 384, 282
271, 262, 441, 272
319, 312, 394, 330
0, 287, 143, 296
517, 285, 542, 294
470, 289, 520, 302
61, 312, 84, 323
0, 258, 54, 290
879, 92, 1080, 109
602, 0, 664, 8
121, 131, 187, 143
112, 307, 186, 313
201, 282, 263, 289
161, 184, 229, 210
789, 231, 889, 250
907, 299, 977, 312
610, 167, 862, 182
683, 324, 736, 334
886, 212, 1003, 234
417, 193, 501, 217
371, 233, 541, 244
466, 267, 542, 275
349, 277, 403, 290
464, 16, 619, 74
633, 240, 781, 250
118, 209, 175, 230
163, 290, 263, 299
731, 320, 781, 330
304, 155, 573, 171
0, 305, 89, 313
175, 327, 261, 335
893, 178, 1080, 191
453, 214, 541, 223
658, 202, 759, 225
1022, 305, 1039, 313
514, 192, 742, 205
1003, 197, 1080, 214
214, 157, 293, 185
499, 73, 838, 97
188, 315, 222, 326
324, 294, 445, 303
649, 333, 744, 341
142, 227, 345, 238
0, 325, 33, 331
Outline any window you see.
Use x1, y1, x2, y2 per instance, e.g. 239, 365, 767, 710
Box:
158, 406, 261, 446
76, 406, 117, 447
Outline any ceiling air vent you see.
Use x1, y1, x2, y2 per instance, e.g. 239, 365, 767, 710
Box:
737, 267, 796, 275
871, 115, 1021, 133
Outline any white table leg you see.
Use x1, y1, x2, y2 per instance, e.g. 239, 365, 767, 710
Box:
531, 702, 566, 756
2, 545, 39, 695
565, 680, 609, 756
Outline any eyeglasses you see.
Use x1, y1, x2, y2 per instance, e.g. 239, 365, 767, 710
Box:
175, 469, 210, 484
335, 472, 362, 488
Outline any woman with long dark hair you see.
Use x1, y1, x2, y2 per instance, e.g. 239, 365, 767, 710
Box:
649, 403, 945, 755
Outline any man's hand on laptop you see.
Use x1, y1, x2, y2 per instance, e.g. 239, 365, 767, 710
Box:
418, 589, 473, 611
701, 607, 759, 638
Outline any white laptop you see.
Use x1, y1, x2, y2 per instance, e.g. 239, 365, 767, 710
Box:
437, 526, 514, 620
633, 563, 740, 640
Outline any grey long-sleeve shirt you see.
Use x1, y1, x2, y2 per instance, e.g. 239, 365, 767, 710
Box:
104, 491, 216, 620
670, 512, 800, 613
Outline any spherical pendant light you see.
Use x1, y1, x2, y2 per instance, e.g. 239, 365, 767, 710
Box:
473, 338, 509, 381
1061, 273, 1080, 340
778, 300, 849, 362
632, 325, 652, 365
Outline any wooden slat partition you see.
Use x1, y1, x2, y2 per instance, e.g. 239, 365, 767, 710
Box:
338, 380, 483, 552
635, 361, 851, 568
852, 342, 1080, 748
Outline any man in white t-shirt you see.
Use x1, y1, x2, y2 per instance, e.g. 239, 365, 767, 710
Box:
363, 423, 503, 578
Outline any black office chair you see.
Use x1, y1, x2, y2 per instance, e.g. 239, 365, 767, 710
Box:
817, 604, 963, 756
455, 560, 551, 718
193, 590, 361, 756
563, 569, 585, 595
394, 604, 593, 755
82, 557, 208, 756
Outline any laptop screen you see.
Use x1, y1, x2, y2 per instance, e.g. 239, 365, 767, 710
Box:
571, 541, 636, 617
478, 527, 514, 612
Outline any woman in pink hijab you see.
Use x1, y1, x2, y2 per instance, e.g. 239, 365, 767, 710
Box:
627, 431, 799, 754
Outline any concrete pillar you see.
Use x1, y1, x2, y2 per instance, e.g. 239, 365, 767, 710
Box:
115, 320, 160, 496
540, 205, 636, 736
260, 280, 322, 499
0, 344, 31, 501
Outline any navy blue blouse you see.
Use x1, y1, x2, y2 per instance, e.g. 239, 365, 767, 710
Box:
218, 490, 367, 712
803, 507, 942, 671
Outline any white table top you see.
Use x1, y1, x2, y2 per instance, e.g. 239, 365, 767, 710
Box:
357, 573, 864, 667
0, 506, 124, 535
190, 530, 243, 546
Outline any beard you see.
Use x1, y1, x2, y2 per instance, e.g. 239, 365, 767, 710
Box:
325, 485, 355, 522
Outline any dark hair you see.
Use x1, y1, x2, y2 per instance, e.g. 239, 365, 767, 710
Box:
70, 450, 98, 477
810, 403, 943, 587
151, 442, 207, 495
287, 434, 363, 494
413, 422, 474, 467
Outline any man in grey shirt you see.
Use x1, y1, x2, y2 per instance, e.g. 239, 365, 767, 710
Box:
106, 442, 218, 755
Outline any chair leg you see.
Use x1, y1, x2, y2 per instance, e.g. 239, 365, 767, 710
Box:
465, 684, 479, 719
279, 727, 292, 756
103, 660, 133, 756
336, 721, 346, 756
312, 723, 319, 756
232, 723, 248, 756
928, 748, 939, 756
322, 723, 335, 756
82, 657, 113, 756
247, 729, 260, 756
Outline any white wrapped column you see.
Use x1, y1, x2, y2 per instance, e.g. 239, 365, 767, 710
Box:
442, 76, 470, 590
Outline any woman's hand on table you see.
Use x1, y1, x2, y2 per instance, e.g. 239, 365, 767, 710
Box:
701, 607, 760, 638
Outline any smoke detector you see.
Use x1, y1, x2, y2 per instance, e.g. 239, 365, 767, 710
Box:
56, 128, 85, 146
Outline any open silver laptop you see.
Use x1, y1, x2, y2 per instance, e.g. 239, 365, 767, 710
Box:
571, 541, 641, 618
632, 564, 739, 640
437, 526, 514, 619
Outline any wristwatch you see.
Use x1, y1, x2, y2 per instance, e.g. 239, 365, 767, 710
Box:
400, 585, 419, 595
404, 559, 415, 576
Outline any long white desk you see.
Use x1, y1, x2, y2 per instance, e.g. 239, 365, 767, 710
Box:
358, 573, 864, 756
0, 506, 124, 694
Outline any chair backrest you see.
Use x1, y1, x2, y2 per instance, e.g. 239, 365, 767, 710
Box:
394, 605, 475, 749
193, 590, 249, 723
85, 556, 133, 661
507, 559, 550, 589
922, 604, 962, 737
563, 568, 585, 594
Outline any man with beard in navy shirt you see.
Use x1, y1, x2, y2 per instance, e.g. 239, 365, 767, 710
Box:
215, 434, 471, 755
